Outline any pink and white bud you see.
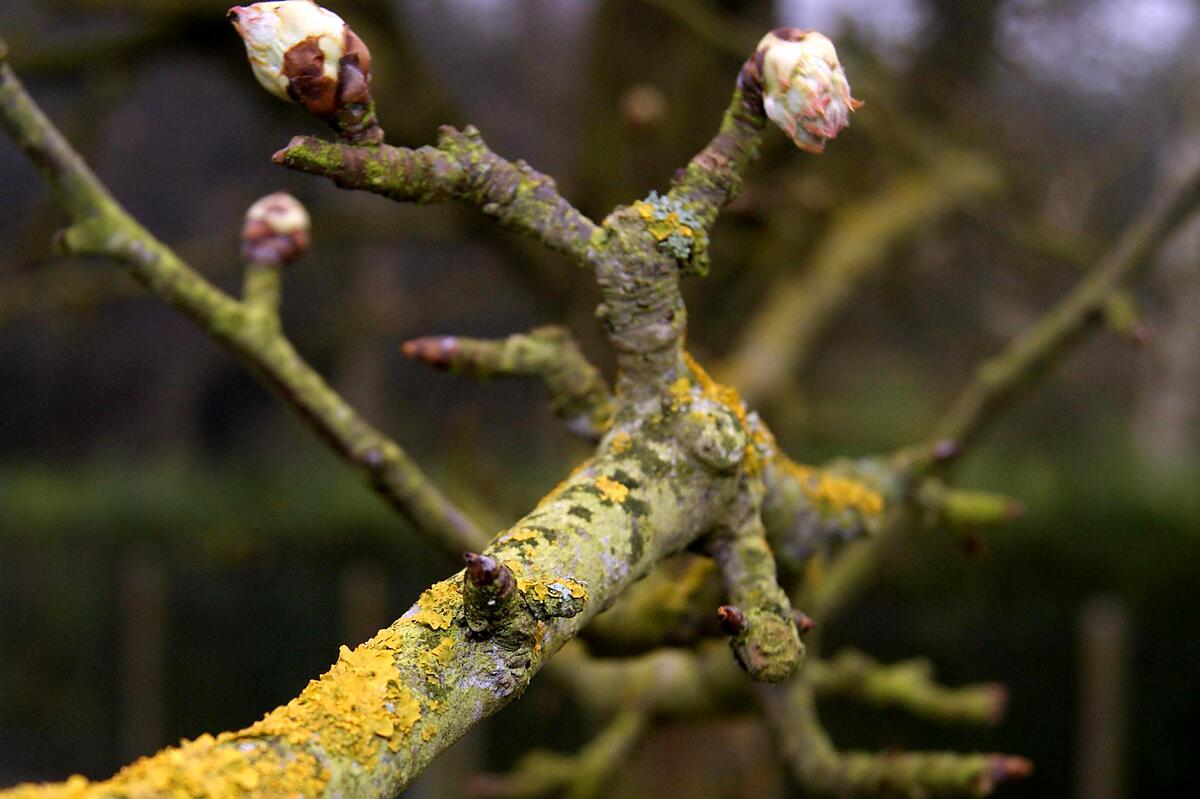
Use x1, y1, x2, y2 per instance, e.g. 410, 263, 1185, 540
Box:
241, 192, 311, 265
228, 1, 381, 143
756, 29, 861, 154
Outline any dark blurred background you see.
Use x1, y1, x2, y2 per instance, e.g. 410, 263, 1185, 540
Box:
1, 0, 1198, 796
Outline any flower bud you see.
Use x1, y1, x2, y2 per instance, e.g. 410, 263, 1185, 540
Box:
241, 192, 311, 265
228, 1, 382, 144
755, 28, 861, 153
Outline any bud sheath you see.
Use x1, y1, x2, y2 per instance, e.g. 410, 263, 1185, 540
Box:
229, 1, 384, 144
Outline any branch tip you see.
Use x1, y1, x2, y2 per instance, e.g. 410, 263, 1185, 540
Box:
991, 755, 1033, 784
932, 439, 962, 462
717, 604, 747, 635
792, 609, 815, 636
462, 552, 518, 635
241, 192, 310, 267
402, 336, 459, 369
463, 552, 508, 589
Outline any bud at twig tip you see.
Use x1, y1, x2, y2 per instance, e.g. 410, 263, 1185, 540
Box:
241, 191, 310, 265
463, 552, 500, 586
932, 439, 961, 463
756, 28, 861, 153
992, 755, 1033, 783
717, 605, 747, 635
229, 2, 383, 144
792, 609, 815, 635
402, 336, 459, 369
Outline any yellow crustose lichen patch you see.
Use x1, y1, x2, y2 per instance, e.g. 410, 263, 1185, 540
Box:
409, 579, 462, 630
418, 637, 456, 685
16, 641, 435, 798
245, 644, 423, 758
781, 459, 885, 517
595, 475, 629, 504
506, 527, 539, 542
680, 351, 765, 473
610, 430, 633, 454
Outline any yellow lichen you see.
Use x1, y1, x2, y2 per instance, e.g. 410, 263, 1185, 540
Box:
680, 351, 763, 473
633, 200, 698, 244
507, 527, 539, 542
781, 459, 885, 517
595, 475, 629, 504
610, 430, 633, 454
1, 631, 456, 799
417, 637, 456, 685
409, 579, 462, 631
668, 376, 694, 409
555, 578, 588, 599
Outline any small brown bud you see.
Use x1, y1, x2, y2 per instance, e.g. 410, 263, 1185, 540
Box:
463, 552, 507, 589
717, 604, 747, 635
792, 609, 815, 635
932, 439, 961, 463
401, 336, 461, 369
241, 192, 310, 265
990, 755, 1033, 784
462, 552, 517, 635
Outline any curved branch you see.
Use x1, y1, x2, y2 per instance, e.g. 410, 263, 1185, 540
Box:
808, 649, 1008, 726
275, 126, 600, 262
922, 159, 1200, 464
403, 326, 614, 440
758, 682, 1030, 797
0, 54, 487, 557
668, 57, 767, 230
470, 708, 647, 799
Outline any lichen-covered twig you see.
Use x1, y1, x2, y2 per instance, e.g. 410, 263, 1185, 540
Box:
0, 55, 487, 558
808, 649, 1008, 726
667, 55, 767, 232
758, 681, 1031, 798
916, 480, 1025, 531
761, 450, 890, 573
469, 708, 648, 799
403, 326, 614, 440
275, 126, 600, 261
705, 476, 803, 683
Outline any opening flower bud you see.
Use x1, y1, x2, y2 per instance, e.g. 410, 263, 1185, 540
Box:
241, 192, 311, 265
229, 1, 382, 144
755, 28, 861, 153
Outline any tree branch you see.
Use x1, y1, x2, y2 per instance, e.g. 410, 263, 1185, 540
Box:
921, 159, 1200, 464
403, 326, 614, 441
470, 708, 648, 799
274, 126, 600, 262
808, 649, 1008, 726
758, 682, 1030, 797
668, 58, 767, 231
